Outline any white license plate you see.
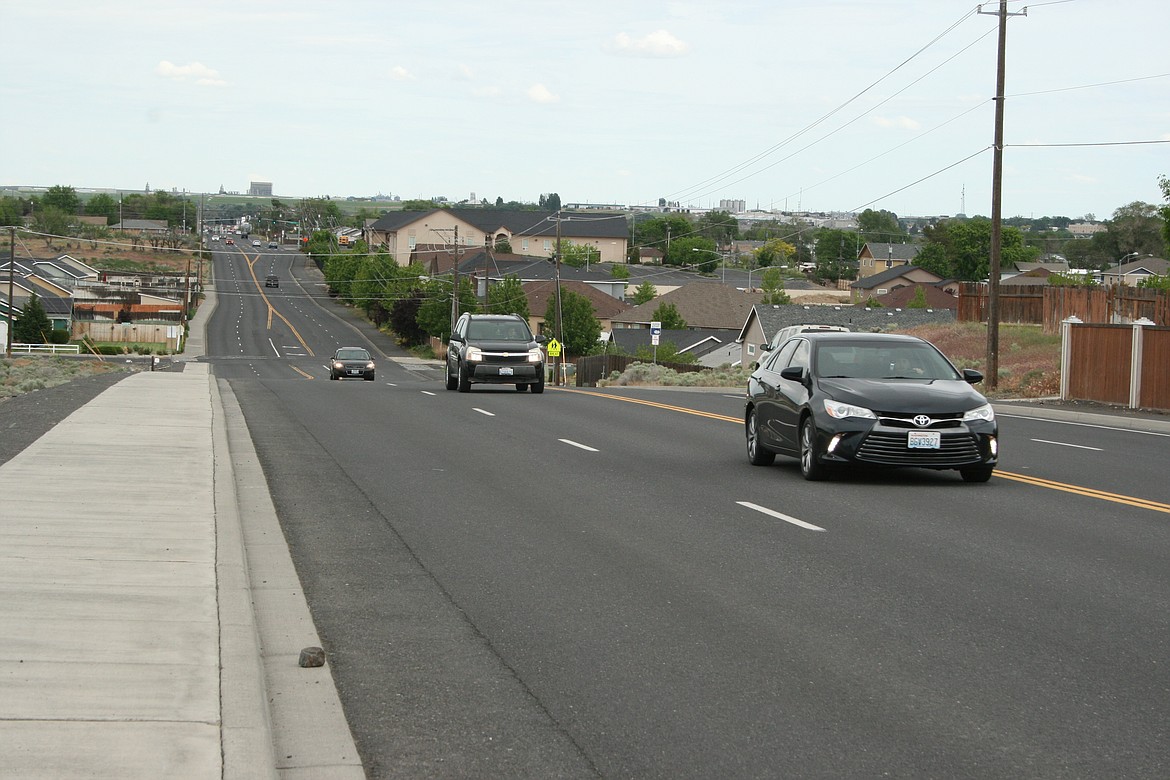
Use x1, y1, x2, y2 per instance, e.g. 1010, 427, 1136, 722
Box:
499, 367, 513, 376
348, 369, 360, 375
908, 431, 941, 449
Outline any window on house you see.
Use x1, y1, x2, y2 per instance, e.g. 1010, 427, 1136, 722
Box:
522, 239, 529, 251
543, 240, 551, 252
408, 235, 416, 249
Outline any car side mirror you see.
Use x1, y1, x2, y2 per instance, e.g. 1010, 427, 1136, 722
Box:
535, 334, 549, 344
759, 343, 772, 352
962, 368, 983, 384
449, 333, 463, 344
780, 366, 806, 383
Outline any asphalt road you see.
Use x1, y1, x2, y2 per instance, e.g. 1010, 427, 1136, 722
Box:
204, 244, 1170, 777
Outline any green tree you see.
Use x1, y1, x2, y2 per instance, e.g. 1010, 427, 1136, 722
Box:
556, 240, 600, 268
1106, 201, 1165, 259
486, 275, 530, 318
0, 196, 25, 226
753, 238, 796, 269
632, 214, 694, 257
539, 192, 562, 212
813, 228, 860, 281
544, 289, 599, 357
14, 293, 53, 343
1157, 175, 1170, 250
759, 268, 791, 305
42, 185, 81, 214
389, 290, 427, 346
84, 193, 118, 224
628, 341, 697, 364
666, 236, 716, 269
696, 210, 738, 244
858, 208, 904, 241
493, 236, 513, 253
905, 286, 929, 308
31, 206, 71, 239
630, 281, 657, 305
416, 276, 477, 341
650, 301, 686, 330
610, 264, 630, 279
917, 218, 1038, 280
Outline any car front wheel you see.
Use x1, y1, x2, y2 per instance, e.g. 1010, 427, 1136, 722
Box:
746, 409, 775, 466
445, 360, 458, 391
530, 372, 545, 394
457, 361, 471, 392
960, 465, 994, 483
799, 417, 826, 481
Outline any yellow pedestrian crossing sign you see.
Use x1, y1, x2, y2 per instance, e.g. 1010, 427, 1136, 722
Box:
546, 338, 562, 357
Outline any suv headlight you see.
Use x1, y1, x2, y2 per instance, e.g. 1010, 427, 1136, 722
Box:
823, 398, 876, 420
466, 347, 483, 362
963, 403, 995, 423
528, 347, 543, 363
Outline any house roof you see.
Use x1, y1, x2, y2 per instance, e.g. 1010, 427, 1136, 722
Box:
850, 264, 942, 290
871, 284, 958, 309
859, 242, 921, 262
611, 282, 765, 329
1103, 257, 1169, 277
521, 280, 632, 320
112, 219, 169, 231
607, 327, 739, 358
370, 208, 628, 240
737, 302, 956, 344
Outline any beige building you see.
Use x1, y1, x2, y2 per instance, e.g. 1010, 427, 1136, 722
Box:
366, 208, 628, 267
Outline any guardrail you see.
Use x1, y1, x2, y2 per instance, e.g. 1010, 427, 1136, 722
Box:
8, 343, 82, 355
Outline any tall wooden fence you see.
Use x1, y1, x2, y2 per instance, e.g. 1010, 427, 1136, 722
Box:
1062, 321, 1170, 410
960, 284, 1170, 333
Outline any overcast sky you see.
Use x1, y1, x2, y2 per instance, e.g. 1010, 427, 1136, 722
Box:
3, 1, 1167, 220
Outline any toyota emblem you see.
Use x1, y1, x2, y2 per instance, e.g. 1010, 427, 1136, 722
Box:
912, 415, 932, 427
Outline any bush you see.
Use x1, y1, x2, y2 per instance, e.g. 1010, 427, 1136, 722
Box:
48, 329, 71, 344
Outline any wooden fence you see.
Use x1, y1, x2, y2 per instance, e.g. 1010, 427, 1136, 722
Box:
72, 322, 183, 351
1061, 321, 1170, 410
960, 284, 1170, 333
575, 354, 708, 387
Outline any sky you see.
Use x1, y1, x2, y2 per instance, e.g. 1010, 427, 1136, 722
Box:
2, 1, 1168, 221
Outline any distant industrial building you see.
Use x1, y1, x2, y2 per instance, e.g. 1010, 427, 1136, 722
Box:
249, 181, 273, 197
718, 199, 745, 213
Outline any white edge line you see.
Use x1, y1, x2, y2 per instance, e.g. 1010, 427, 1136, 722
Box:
559, 439, 599, 452
736, 501, 826, 532
420, 390, 436, 396
1030, 438, 1103, 451
474, 408, 495, 417
268, 338, 279, 357
998, 413, 1170, 438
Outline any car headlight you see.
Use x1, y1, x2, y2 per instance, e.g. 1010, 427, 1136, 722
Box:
528, 347, 543, 363
963, 403, 995, 423
823, 398, 876, 420
466, 347, 483, 362
366, 362, 375, 370
332, 361, 343, 369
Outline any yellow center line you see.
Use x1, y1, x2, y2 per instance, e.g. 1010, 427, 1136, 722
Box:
565, 388, 1170, 514
246, 255, 315, 357
290, 365, 315, 380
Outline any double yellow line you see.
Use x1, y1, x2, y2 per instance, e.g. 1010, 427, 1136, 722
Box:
246, 254, 315, 358
568, 388, 1170, 515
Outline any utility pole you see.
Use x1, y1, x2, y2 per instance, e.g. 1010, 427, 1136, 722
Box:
553, 212, 564, 386
451, 224, 461, 335
980, 0, 1025, 392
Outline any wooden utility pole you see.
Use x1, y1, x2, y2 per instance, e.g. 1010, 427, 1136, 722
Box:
553, 212, 564, 386
451, 224, 461, 335
6, 227, 14, 357
980, 0, 1025, 391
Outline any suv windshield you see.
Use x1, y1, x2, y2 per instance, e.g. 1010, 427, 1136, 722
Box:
467, 320, 531, 341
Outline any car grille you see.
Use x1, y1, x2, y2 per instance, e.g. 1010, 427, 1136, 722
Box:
480, 353, 529, 365
876, 412, 963, 429
856, 431, 982, 466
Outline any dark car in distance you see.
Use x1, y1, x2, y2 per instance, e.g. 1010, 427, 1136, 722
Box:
745, 332, 997, 482
265, 275, 279, 288
446, 313, 547, 393
329, 347, 375, 381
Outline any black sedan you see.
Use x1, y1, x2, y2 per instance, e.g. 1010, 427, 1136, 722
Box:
329, 347, 375, 381
744, 332, 997, 482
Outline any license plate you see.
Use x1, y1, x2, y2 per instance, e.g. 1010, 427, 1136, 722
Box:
908, 431, 941, 449
348, 369, 360, 375
499, 367, 513, 376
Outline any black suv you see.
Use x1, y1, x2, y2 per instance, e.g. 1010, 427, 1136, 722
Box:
446, 313, 547, 393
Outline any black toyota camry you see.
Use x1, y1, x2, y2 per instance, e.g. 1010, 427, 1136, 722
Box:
744, 332, 998, 482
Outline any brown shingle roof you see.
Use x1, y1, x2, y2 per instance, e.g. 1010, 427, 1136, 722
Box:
611, 282, 765, 329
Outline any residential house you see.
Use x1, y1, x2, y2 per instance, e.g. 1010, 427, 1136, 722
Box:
636, 247, 664, 264
850, 265, 954, 302
367, 209, 629, 267
735, 302, 956, 370
610, 283, 765, 331
521, 279, 632, 337
606, 327, 742, 368
857, 242, 921, 279
1100, 256, 1169, 287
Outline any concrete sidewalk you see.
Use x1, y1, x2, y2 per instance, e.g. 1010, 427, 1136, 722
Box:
0, 290, 362, 777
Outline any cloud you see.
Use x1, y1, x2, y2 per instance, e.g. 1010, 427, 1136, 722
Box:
457, 64, 475, 81
156, 60, 225, 87
527, 83, 558, 103
873, 115, 921, 130
389, 66, 414, 81
608, 30, 688, 57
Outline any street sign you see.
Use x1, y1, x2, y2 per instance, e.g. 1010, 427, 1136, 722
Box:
650, 320, 662, 336
651, 334, 660, 346
546, 338, 562, 357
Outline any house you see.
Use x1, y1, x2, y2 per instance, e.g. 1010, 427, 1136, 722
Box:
735, 302, 956, 369
521, 279, 632, 337
606, 327, 742, 367
850, 265, 953, 302
111, 219, 169, 234
636, 247, 664, 264
367, 209, 629, 267
610, 283, 765, 331
857, 242, 921, 279
1100, 256, 1169, 287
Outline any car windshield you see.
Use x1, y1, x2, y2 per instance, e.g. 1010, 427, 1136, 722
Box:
467, 321, 530, 341
336, 349, 369, 361
814, 342, 960, 380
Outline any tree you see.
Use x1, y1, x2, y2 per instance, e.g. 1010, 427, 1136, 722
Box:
486, 275, 530, 318
610, 264, 630, 279
630, 281, 657, 305
14, 293, 54, 343
1106, 201, 1165, 259
813, 228, 860, 282
917, 218, 1038, 280
42, 185, 80, 214
84, 193, 118, 224
544, 290, 599, 357
665, 236, 715, 269
753, 238, 796, 269
389, 290, 426, 346
0, 196, 25, 226
416, 276, 477, 341
697, 210, 738, 244
759, 268, 791, 305
650, 301, 686, 330
627, 341, 697, 364
539, 192, 561, 212
633, 214, 693, 256
1158, 175, 1170, 250
30, 206, 71, 241
905, 287, 929, 308
857, 208, 904, 241
556, 240, 600, 268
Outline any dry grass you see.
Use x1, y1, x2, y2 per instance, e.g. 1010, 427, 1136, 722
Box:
0, 356, 136, 400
